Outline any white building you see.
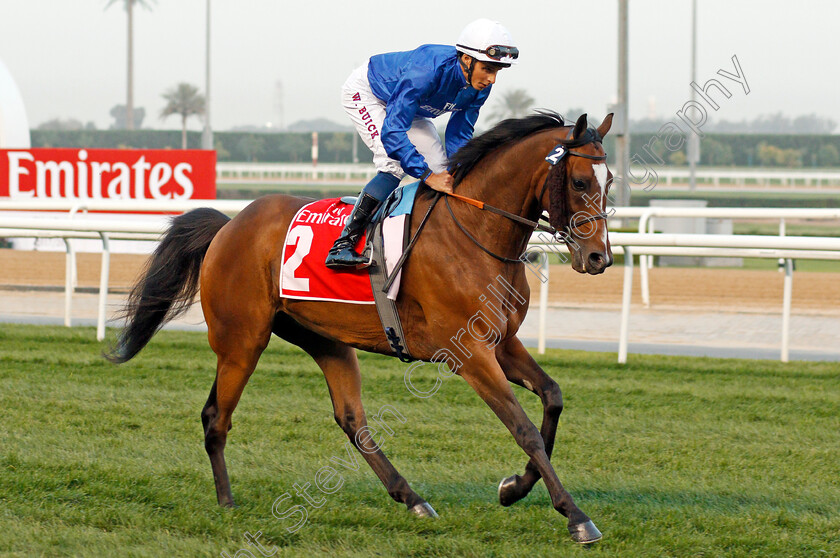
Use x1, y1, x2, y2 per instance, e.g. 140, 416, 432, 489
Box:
0, 56, 30, 148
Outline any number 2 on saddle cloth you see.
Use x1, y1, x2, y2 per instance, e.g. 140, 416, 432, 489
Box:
279, 183, 420, 304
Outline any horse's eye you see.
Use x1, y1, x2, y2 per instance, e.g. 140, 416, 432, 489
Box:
572, 179, 586, 191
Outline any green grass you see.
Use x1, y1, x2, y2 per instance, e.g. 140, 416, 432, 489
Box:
735, 257, 840, 273
644, 257, 840, 273
733, 222, 840, 238
630, 188, 840, 208
1, 325, 838, 557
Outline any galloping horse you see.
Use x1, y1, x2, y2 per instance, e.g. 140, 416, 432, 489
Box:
108, 112, 614, 544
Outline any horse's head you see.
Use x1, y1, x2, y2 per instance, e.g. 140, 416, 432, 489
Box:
543, 113, 614, 275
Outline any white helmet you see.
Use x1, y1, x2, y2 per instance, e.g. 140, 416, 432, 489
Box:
456, 19, 519, 66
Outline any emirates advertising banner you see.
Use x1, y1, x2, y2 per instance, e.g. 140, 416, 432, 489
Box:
0, 148, 216, 205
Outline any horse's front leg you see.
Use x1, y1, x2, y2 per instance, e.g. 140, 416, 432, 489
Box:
495, 336, 564, 507
458, 354, 601, 544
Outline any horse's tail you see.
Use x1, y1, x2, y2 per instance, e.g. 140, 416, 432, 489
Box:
105, 207, 231, 364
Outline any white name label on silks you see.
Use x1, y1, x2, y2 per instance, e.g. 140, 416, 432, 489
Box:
545, 144, 567, 165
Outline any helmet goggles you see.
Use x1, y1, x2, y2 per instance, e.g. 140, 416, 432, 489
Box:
456, 44, 520, 62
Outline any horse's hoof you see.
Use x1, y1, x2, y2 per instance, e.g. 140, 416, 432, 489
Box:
498, 475, 522, 507
568, 520, 602, 544
409, 502, 438, 518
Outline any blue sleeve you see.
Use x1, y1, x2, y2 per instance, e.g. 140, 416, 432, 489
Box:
381, 65, 436, 179
445, 88, 490, 159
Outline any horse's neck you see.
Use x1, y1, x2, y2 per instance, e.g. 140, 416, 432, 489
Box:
447, 133, 558, 258
456, 133, 556, 219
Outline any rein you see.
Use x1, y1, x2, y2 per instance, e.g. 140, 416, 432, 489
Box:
446, 191, 557, 234
444, 142, 610, 264
444, 195, 526, 264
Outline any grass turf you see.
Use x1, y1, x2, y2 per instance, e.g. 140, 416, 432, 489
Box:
0, 324, 837, 557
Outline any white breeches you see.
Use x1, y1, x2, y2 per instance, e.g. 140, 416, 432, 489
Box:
341, 62, 448, 179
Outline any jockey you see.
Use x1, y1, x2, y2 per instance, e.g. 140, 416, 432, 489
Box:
325, 18, 519, 269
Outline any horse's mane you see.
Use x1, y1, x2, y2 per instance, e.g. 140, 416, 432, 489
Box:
448, 110, 566, 186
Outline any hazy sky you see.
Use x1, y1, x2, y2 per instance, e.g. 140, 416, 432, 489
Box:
1, 1, 838, 133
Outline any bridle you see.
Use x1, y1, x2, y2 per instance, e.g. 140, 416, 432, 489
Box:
444, 128, 610, 264
380, 127, 610, 293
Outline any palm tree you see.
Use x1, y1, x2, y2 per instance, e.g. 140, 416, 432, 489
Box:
488, 89, 536, 123
106, 0, 156, 130
160, 83, 206, 149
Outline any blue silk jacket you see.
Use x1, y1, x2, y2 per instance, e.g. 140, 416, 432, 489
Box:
367, 44, 491, 178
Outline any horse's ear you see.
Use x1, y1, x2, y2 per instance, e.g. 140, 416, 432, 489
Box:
597, 113, 614, 138
572, 113, 588, 139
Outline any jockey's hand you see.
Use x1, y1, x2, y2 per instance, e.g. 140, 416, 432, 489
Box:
424, 171, 454, 194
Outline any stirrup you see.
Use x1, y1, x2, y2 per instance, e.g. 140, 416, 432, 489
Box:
354, 246, 375, 269
324, 192, 382, 270
325, 242, 374, 269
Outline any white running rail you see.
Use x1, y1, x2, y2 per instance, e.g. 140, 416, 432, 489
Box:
1, 200, 839, 362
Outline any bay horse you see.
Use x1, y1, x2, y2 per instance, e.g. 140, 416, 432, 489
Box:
107, 112, 614, 544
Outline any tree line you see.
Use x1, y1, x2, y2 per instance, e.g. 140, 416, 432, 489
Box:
605, 134, 840, 168
29, 129, 359, 164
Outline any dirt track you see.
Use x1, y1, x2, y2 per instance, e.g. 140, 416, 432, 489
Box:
526, 264, 840, 314
0, 250, 148, 290
1, 248, 839, 315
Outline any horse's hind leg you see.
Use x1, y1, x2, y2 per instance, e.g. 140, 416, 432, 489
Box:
272, 314, 435, 516
495, 336, 564, 507
201, 324, 271, 507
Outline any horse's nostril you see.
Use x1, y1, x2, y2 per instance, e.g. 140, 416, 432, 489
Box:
589, 252, 605, 268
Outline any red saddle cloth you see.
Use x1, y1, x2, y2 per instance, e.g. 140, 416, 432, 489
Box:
279, 198, 375, 304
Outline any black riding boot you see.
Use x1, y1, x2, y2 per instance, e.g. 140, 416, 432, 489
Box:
324, 193, 383, 269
